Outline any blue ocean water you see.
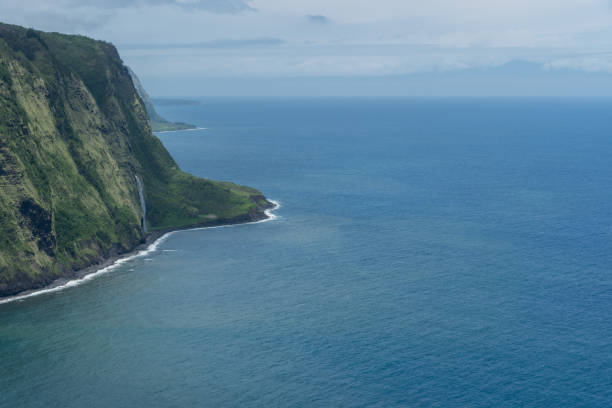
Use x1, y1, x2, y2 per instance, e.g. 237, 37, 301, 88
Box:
1, 98, 611, 407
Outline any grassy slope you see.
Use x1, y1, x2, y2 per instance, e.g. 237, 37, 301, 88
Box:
0, 23, 271, 296
149, 121, 196, 132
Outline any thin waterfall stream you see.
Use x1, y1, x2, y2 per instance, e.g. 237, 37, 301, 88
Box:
134, 175, 147, 233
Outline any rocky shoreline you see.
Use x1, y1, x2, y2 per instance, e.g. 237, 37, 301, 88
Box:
0, 200, 278, 305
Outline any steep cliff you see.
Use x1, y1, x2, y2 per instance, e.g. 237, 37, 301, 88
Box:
127, 67, 196, 132
0, 23, 272, 297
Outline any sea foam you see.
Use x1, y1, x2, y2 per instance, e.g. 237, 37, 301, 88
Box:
0, 200, 280, 305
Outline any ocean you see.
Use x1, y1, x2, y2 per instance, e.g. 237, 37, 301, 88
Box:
1, 98, 611, 407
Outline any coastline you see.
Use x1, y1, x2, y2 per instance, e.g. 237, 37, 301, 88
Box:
0, 200, 279, 306
154, 127, 208, 134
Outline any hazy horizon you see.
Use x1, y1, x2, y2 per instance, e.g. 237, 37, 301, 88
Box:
2, 0, 612, 97
141, 61, 612, 98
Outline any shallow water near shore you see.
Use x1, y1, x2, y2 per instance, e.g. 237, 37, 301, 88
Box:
1, 98, 612, 407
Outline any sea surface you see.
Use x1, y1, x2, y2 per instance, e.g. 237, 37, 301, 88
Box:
1, 98, 611, 407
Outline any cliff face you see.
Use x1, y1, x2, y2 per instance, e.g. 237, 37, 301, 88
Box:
0, 23, 271, 297
127, 67, 196, 132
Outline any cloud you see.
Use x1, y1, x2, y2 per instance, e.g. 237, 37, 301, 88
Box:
4, 0, 612, 86
65, 0, 255, 13
120, 37, 284, 50
306, 14, 330, 24
0, 0, 255, 34
0, 6, 116, 32
543, 55, 612, 73
123, 44, 504, 78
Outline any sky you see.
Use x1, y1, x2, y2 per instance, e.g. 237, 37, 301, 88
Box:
2, 0, 612, 96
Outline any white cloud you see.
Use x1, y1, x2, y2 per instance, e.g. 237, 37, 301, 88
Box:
3, 0, 612, 80
544, 55, 612, 73
0, 0, 254, 34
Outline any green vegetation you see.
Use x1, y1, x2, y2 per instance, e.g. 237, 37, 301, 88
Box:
0, 23, 272, 297
127, 67, 197, 132
149, 121, 196, 132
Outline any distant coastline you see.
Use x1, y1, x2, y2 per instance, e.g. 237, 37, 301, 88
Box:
150, 121, 197, 132
154, 127, 208, 134
0, 200, 279, 305
127, 68, 198, 132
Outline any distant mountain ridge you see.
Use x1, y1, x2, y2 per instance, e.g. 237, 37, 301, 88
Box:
0, 23, 272, 297
127, 67, 196, 132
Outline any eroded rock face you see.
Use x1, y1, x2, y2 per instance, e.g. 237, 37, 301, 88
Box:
19, 198, 55, 256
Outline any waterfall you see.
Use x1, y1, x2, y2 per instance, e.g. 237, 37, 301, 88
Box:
134, 175, 148, 233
